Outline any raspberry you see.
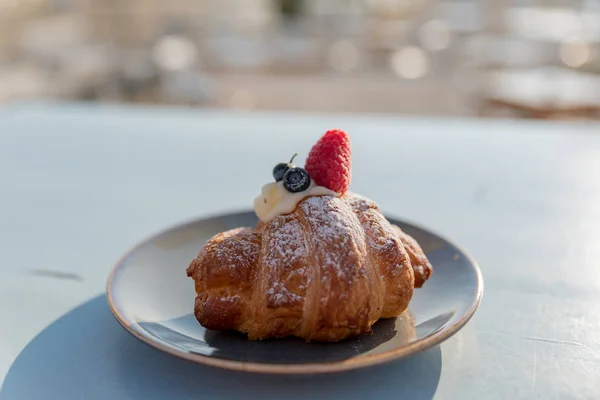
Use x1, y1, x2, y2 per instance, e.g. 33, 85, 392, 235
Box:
305, 129, 351, 194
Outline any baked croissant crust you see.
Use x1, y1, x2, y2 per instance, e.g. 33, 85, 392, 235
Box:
186, 193, 432, 342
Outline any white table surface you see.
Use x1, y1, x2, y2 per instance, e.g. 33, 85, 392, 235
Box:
1, 102, 599, 399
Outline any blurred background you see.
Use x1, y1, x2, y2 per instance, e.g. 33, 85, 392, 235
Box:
1, 0, 600, 119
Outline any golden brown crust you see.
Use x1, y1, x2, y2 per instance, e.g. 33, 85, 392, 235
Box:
299, 196, 377, 341
391, 225, 433, 288
345, 193, 414, 318
187, 194, 432, 342
186, 227, 261, 331
249, 213, 311, 339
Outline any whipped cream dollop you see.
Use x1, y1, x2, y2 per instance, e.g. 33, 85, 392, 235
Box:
254, 180, 338, 223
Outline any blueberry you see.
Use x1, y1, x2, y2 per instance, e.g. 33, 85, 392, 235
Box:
283, 167, 311, 193
272, 153, 299, 182
273, 163, 289, 182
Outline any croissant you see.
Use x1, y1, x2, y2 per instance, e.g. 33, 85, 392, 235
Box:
186, 193, 432, 342
186, 129, 432, 342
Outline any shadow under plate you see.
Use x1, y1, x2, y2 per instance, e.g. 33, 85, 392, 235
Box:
0, 295, 443, 400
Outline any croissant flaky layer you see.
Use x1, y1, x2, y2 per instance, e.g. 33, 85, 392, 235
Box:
186, 193, 432, 342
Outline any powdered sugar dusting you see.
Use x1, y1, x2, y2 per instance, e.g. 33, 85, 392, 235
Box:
301, 196, 366, 284
345, 195, 396, 250
220, 295, 241, 303
364, 220, 398, 251
345, 193, 408, 277
267, 282, 302, 307
190, 227, 259, 282
211, 228, 258, 267
265, 218, 305, 268
262, 216, 310, 308
414, 264, 425, 276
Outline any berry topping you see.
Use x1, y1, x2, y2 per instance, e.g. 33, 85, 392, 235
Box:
272, 153, 298, 182
283, 167, 311, 193
305, 129, 351, 194
273, 163, 288, 182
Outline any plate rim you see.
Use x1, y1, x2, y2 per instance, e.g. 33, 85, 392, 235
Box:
106, 209, 484, 374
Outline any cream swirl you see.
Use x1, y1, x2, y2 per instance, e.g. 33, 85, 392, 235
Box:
253, 180, 338, 223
